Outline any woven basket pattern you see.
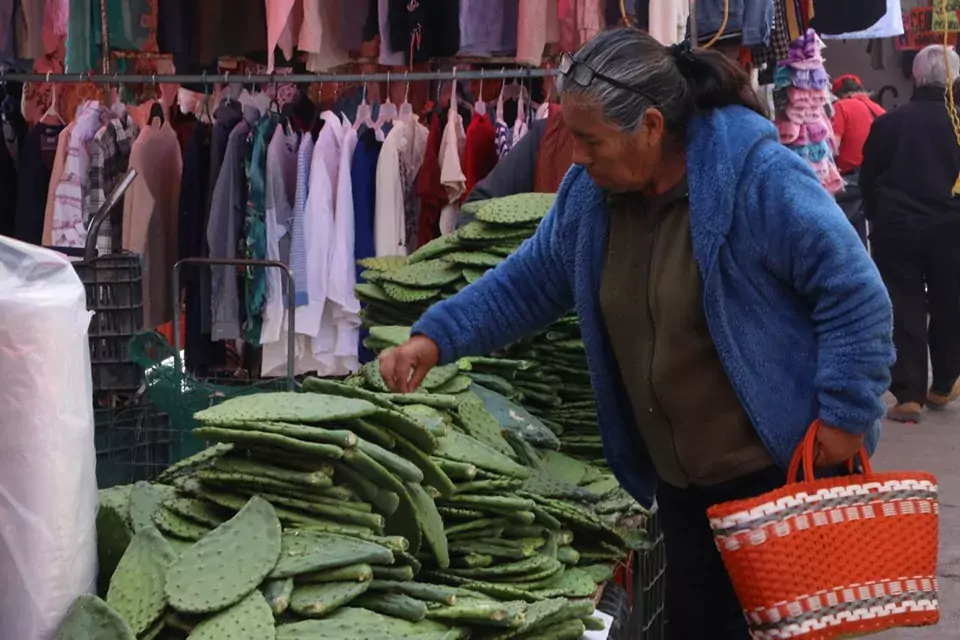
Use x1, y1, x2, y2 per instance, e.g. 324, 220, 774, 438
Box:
707, 422, 940, 639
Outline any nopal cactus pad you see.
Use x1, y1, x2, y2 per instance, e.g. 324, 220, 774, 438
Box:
54, 596, 135, 640
165, 496, 281, 614
189, 591, 275, 640
106, 526, 176, 636
193, 392, 378, 425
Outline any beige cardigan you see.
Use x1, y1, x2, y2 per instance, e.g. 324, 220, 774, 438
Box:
41, 122, 74, 246
122, 120, 183, 328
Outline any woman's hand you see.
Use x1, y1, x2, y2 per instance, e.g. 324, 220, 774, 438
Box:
378, 336, 440, 393
814, 423, 864, 467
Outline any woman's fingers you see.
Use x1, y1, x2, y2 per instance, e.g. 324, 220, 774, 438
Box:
377, 336, 440, 393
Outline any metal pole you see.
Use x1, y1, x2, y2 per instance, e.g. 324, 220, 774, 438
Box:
172, 258, 297, 391
0, 69, 557, 85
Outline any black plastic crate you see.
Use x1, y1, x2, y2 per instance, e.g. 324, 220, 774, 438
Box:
73, 253, 145, 391
631, 505, 667, 639
94, 396, 177, 488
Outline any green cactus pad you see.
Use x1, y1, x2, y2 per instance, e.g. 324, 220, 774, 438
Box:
54, 595, 136, 640
418, 363, 462, 390
368, 580, 459, 605
194, 392, 378, 424
276, 607, 463, 640
298, 562, 374, 583
357, 255, 411, 271
368, 408, 439, 453
105, 527, 175, 636
153, 507, 211, 541
377, 260, 463, 287
289, 581, 371, 618
383, 281, 443, 302
302, 376, 394, 409
162, 497, 229, 528
433, 375, 473, 395
261, 577, 294, 616
440, 251, 503, 268
212, 457, 334, 488
399, 405, 450, 437
271, 530, 394, 578
188, 591, 274, 640
517, 618, 586, 639
96, 499, 133, 597
434, 430, 530, 479
166, 496, 281, 614
354, 282, 393, 304
354, 592, 428, 622
454, 396, 515, 458
556, 546, 580, 566
425, 600, 527, 628
155, 443, 234, 485
470, 384, 560, 450
371, 564, 416, 581
474, 193, 555, 226
406, 482, 450, 568
392, 432, 456, 498
538, 451, 592, 486
385, 483, 423, 555
192, 426, 345, 459
356, 438, 424, 482
457, 221, 532, 241
487, 241, 524, 257
408, 232, 462, 263
129, 482, 178, 533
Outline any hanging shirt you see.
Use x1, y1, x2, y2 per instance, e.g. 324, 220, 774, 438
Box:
14, 122, 64, 245
122, 121, 183, 328
438, 106, 467, 236
261, 124, 299, 347
326, 127, 362, 373
266, 0, 298, 72
196, 0, 268, 62
494, 118, 513, 159
558, 0, 605, 52
417, 113, 446, 248
88, 112, 139, 255
534, 105, 577, 193
261, 124, 301, 376
388, 0, 460, 64
817, 0, 903, 39
0, 0, 14, 64
299, 111, 343, 341
463, 112, 498, 201
208, 105, 258, 342
303, 0, 351, 72
352, 128, 382, 282
378, 0, 405, 65
649, 0, 690, 45
517, 0, 560, 66
243, 114, 280, 344
42, 122, 72, 246
290, 132, 315, 307
340, 0, 372, 51
51, 101, 108, 249
459, 0, 519, 57
375, 116, 428, 256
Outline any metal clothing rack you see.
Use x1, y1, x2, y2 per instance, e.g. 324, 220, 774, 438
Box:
0, 69, 559, 85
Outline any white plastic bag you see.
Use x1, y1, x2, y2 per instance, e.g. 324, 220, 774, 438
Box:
0, 237, 98, 639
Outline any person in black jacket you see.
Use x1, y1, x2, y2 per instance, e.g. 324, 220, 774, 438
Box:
860, 44, 960, 422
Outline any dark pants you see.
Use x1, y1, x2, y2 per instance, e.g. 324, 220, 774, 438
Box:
873, 228, 960, 405
658, 466, 786, 640
837, 170, 869, 249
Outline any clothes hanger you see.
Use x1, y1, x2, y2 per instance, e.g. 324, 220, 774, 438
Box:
148, 73, 165, 126
41, 71, 66, 125
496, 68, 507, 123
353, 75, 376, 131
474, 68, 487, 117
399, 71, 414, 125
202, 72, 213, 124
377, 71, 398, 127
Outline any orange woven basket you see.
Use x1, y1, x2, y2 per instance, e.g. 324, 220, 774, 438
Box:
707, 421, 939, 639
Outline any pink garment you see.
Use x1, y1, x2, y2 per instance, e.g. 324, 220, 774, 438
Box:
266, 0, 299, 72
122, 121, 183, 327
558, 0, 603, 52
517, 0, 560, 66
305, 0, 350, 71
46, 0, 68, 36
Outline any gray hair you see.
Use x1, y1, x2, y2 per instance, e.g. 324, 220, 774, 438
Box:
558, 29, 766, 134
912, 44, 960, 88
558, 29, 685, 132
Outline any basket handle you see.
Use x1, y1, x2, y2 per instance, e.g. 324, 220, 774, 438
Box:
786, 420, 872, 483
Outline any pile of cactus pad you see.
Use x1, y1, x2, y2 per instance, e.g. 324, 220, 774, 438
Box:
70, 380, 652, 639
355, 193, 604, 465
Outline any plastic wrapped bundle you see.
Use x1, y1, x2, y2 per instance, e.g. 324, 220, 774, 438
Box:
0, 237, 97, 639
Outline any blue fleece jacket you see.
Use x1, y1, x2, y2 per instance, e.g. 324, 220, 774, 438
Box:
413, 106, 894, 506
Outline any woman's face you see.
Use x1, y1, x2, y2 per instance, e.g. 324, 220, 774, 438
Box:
561, 92, 668, 193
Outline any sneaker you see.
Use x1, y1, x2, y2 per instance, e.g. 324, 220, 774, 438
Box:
928, 379, 960, 409
887, 402, 923, 423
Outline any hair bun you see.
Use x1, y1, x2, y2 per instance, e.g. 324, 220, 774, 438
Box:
668, 39, 697, 75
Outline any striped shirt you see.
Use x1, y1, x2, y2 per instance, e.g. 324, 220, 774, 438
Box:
291, 132, 315, 306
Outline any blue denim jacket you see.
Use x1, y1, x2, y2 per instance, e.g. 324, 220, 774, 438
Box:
697, 0, 773, 47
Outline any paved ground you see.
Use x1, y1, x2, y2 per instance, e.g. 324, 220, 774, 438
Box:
873, 398, 959, 640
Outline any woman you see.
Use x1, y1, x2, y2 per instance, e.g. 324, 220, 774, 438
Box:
831, 74, 885, 247
380, 29, 894, 638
